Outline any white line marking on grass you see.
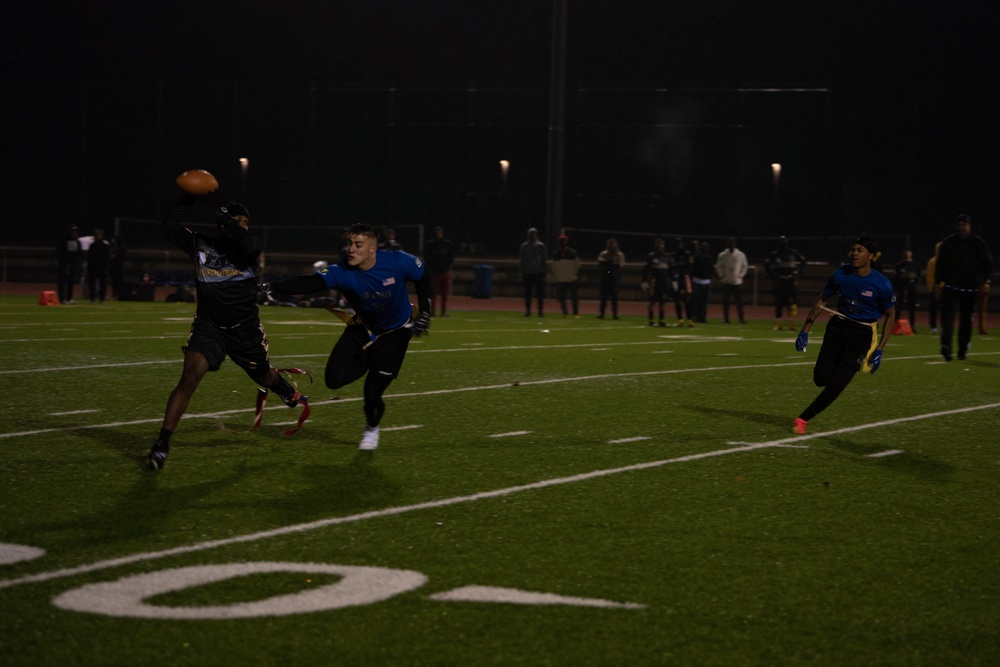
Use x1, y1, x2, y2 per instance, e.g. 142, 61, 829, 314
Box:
608, 436, 651, 444
49, 409, 99, 416
866, 449, 904, 458
489, 431, 531, 438
3, 363, 991, 441
383, 424, 423, 432
1, 403, 1000, 591
428, 585, 645, 609
0, 441, 784, 591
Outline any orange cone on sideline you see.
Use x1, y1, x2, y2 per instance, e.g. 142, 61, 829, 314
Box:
893, 318, 914, 336
38, 290, 59, 306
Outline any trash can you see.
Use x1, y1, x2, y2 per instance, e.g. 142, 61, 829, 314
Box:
472, 264, 494, 299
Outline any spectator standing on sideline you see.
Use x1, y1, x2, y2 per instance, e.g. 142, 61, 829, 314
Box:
670, 237, 694, 327
792, 237, 896, 435
109, 235, 127, 301
86, 228, 112, 304
597, 237, 625, 319
715, 237, 749, 324
925, 241, 942, 334
765, 235, 806, 331
56, 224, 82, 304
642, 237, 672, 327
519, 227, 547, 317
263, 223, 432, 451
934, 214, 992, 360
424, 226, 455, 317
690, 241, 714, 323
550, 234, 581, 317
145, 195, 308, 470
379, 228, 404, 251
893, 248, 921, 331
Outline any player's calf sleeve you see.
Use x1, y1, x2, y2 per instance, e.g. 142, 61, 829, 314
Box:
268, 374, 300, 406
362, 372, 393, 427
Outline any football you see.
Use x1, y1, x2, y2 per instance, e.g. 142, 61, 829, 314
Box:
175, 169, 219, 196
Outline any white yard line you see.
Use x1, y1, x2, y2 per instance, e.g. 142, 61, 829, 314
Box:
0, 402, 997, 591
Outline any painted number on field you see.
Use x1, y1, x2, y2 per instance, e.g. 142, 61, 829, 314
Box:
53, 562, 427, 619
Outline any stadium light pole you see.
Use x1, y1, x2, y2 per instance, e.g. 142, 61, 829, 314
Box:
239, 157, 249, 200
499, 160, 510, 190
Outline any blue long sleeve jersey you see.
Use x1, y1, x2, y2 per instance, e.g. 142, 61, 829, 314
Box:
823, 264, 896, 323
317, 250, 426, 333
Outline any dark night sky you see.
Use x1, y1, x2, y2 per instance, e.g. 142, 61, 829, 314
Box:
3, 1, 999, 260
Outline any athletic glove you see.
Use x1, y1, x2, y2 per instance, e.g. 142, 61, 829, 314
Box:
795, 330, 808, 352
413, 311, 431, 337
868, 349, 883, 374
257, 283, 277, 304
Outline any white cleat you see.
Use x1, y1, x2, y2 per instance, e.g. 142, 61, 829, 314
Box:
359, 426, 380, 451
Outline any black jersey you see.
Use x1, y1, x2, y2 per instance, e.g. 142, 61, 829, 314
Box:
159, 198, 261, 328
642, 250, 672, 285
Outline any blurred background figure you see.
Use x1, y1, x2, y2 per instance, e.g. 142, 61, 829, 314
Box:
55, 224, 82, 304
550, 234, 581, 318
715, 237, 749, 324
518, 227, 547, 317
765, 235, 806, 331
893, 247, 921, 332
424, 225, 455, 317
597, 237, 624, 320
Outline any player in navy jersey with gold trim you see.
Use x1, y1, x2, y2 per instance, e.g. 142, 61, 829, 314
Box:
791, 237, 896, 434
264, 224, 433, 450
145, 195, 307, 470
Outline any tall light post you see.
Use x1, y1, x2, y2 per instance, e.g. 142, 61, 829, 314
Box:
771, 162, 781, 194
239, 157, 249, 200
499, 159, 510, 190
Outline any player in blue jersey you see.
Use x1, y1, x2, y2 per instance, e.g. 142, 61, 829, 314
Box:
791, 237, 896, 434
264, 224, 433, 450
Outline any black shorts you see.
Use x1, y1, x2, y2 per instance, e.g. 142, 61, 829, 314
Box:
183, 316, 271, 376
325, 325, 413, 389
813, 315, 877, 387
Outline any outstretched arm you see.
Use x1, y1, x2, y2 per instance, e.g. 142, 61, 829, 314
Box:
267, 274, 328, 296
158, 195, 199, 255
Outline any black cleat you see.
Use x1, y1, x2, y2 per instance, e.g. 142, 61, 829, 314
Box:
283, 391, 307, 408
941, 345, 952, 362
144, 439, 169, 470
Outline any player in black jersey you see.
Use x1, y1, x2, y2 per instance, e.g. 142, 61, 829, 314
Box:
144, 194, 307, 469
641, 238, 672, 326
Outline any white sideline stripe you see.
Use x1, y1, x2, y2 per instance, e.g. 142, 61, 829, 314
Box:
0, 362, 993, 441
4, 348, 997, 377
608, 436, 651, 444
383, 424, 423, 432
866, 449, 904, 458
0, 441, 783, 591
490, 431, 531, 438
2, 402, 998, 592
0, 360, 177, 375
49, 409, 99, 416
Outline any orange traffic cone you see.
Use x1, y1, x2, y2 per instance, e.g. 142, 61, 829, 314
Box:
38, 291, 60, 306
893, 318, 914, 336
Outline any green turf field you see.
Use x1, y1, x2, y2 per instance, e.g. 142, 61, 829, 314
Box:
1, 298, 998, 665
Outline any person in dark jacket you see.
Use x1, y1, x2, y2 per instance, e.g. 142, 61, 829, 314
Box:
934, 214, 992, 360
55, 224, 82, 304
424, 226, 455, 317
86, 228, 111, 303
